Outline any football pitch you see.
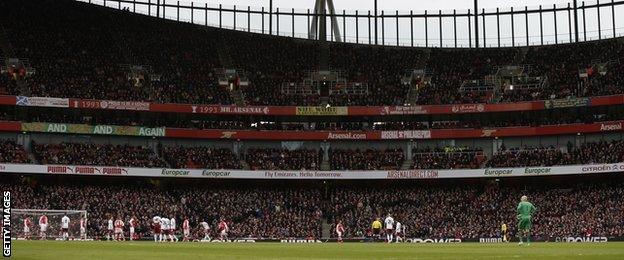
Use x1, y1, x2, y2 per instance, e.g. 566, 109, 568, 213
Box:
9, 240, 624, 259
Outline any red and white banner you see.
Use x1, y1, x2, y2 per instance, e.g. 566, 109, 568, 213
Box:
2, 94, 622, 116
71, 99, 150, 111
1, 162, 623, 179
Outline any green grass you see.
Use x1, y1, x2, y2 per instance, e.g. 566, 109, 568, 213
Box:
9, 240, 624, 259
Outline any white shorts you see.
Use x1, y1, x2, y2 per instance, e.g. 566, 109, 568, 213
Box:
40, 224, 47, 232
80, 227, 86, 235
114, 228, 122, 234
336, 231, 343, 237
184, 229, 190, 236
220, 230, 227, 236
130, 227, 135, 233
24, 227, 30, 233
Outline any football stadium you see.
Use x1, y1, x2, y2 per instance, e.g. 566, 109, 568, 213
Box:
2, 0, 624, 258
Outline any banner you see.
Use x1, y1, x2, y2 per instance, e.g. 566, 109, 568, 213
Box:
16, 96, 69, 108
1, 162, 623, 179
381, 130, 431, 139
545, 98, 590, 109
21, 123, 165, 137
295, 106, 348, 116
2, 94, 624, 116
71, 99, 150, 111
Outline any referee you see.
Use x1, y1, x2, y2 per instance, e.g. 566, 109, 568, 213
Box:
372, 217, 382, 241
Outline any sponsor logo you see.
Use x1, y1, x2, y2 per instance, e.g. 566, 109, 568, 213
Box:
484, 169, 513, 176
203, 239, 256, 243
201, 170, 231, 178
99, 100, 150, 111
219, 106, 269, 114
16, 96, 28, 106
220, 131, 237, 139
327, 132, 367, 140
263, 171, 344, 179
479, 238, 503, 243
451, 104, 485, 113
381, 130, 431, 140
47, 166, 73, 174
600, 122, 623, 131
524, 167, 552, 175
280, 239, 322, 243
481, 129, 497, 137
581, 164, 624, 173
387, 170, 439, 179
101, 167, 128, 175
161, 169, 190, 176
545, 98, 590, 109
404, 238, 462, 243
295, 107, 348, 116
381, 106, 428, 115
191, 106, 198, 113
560, 237, 607, 243
3, 191, 10, 257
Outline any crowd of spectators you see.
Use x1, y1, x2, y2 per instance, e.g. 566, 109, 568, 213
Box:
32, 142, 167, 168
2, 176, 623, 240
245, 148, 322, 170
0, 139, 621, 170
2, 0, 624, 108
487, 140, 624, 167
1, 178, 323, 240
328, 180, 624, 239
329, 148, 404, 170
412, 147, 485, 169
0, 139, 30, 163
163, 146, 242, 169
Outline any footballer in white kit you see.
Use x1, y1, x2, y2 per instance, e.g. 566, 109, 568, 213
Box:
161, 218, 170, 242
170, 217, 178, 242
200, 221, 211, 241
107, 217, 114, 241
395, 221, 403, 243
384, 214, 395, 243
61, 215, 70, 240
129, 216, 137, 241
80, 217, 87, 240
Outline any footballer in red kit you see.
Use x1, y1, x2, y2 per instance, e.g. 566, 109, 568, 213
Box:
39, 214, 48, 240
336, 220, 345, 243
218, 219, 229, 241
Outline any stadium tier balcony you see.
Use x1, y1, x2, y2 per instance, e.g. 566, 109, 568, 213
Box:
1, 0, 623, 107
245, 148, 322, 170
32, 142, 167, 168
0, 139, 30, 163
163, 146, 242, 169
486, 141, 624, 167
329, 148, 405, 170
412, 147, 484, 169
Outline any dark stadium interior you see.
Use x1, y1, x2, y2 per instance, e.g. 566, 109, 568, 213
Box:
1, 0, 624, 247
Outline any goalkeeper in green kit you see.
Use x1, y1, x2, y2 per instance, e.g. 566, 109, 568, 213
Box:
517, 195, 536, 245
